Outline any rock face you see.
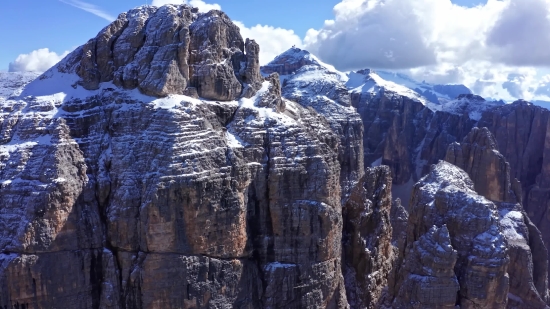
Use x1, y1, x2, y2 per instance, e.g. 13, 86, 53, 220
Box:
446, 127, 550, 308
390, 161, 511, 308
347, 70, 492, 205
75, 5, 263, 100
0, 5, 373, 309
477, 102, 550, 281
342, 166, 393, 308
390, 198, 408, 245
262, 48, 364, 202
445, 127, 519, 203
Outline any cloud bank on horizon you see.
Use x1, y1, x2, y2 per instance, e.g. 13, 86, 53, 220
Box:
10, 0, 550, 102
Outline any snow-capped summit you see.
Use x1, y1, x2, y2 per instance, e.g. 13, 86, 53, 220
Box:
263, 48, 502, 117
261, 47, 341, 78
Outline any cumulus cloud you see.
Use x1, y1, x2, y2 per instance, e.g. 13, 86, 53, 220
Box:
234, 22, 303, 65
304, 0, 437, 70
9, 48, 70, 73
502, 74, 528, 98
304, 0, 512, 70
535, 75, 550, 97
151, 0, 221, 12
300, 0, 550, 101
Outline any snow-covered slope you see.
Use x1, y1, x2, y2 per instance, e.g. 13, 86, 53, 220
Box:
0, 72, 40, 100
373, 70, 472, 104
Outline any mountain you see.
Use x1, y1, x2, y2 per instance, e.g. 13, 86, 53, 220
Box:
261, 47, 474, 105
1, 5, 550, 309
0, 5, 368, 308
264, 47, 550, 307
369, 70, 473, 104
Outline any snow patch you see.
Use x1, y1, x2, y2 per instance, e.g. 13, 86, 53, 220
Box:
225, 131, 244, 148
264, 262, 296, 271
499, 210, 525, 242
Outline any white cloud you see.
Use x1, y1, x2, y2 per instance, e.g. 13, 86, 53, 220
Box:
150, 0, 221, 12
304, 0, 512, 70
234, 22, 304, 65
9, 48, 70, 73
302, 0, 550, 101
59, 0, 116, 21
486, 0, 550, 66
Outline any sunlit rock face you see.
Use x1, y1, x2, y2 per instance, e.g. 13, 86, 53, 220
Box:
0, 5, 369, 309
75, 5, 263, 101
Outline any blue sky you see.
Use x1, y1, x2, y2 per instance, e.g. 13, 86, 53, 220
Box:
0, 0, 484, 71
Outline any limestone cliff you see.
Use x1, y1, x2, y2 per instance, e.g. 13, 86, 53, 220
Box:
342, 166, 393, 308
0, 5, 371, 308
477, 102, 550, 281
446, 127, 550, 308
389, 161, 511, 308
75, 5, 263, 100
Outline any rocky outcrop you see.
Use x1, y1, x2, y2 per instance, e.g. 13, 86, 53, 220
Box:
391, 225, 460, 309
342, 166, 393, 308
446, 127, 519, 203
477, 102, 550, 281
74, 5, 263, 100
446, 127, 550, 308
389, 161, 511, 308
390, 198, 408, 245
0, 5, 371, 309
262, 48, 364, 202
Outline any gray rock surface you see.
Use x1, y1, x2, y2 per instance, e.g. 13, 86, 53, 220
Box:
76, 5, 262, 100
389, 161, 510, 308
477, 101, 550, 282
342, 166, 393, 308
446, 127, 550, 308
0, 5, 368, 309
262, 48, 364, 202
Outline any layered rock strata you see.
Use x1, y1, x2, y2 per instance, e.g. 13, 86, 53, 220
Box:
262, 48, 364, 202
389, 161, 511, 308
446, 127, 550, 308
0, 5, 370, 309
342, 166, 393, 308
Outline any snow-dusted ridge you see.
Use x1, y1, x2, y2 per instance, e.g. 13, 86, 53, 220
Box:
262, 47, 506, 118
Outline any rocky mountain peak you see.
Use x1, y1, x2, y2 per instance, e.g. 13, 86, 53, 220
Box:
261, 47, 326, 76
390, 161, 511, 308
446, 127, 519, 203
457, 93, 485, 101
61, 4, 263, 100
